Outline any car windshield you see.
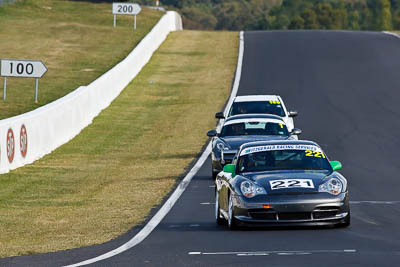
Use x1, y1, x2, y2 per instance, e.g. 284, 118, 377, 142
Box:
220, 122, 289, 137
237, 149, 332, 173
229, 101, 286, 117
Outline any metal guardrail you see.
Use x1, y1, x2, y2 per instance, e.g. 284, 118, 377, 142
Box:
147, 6, 166, 12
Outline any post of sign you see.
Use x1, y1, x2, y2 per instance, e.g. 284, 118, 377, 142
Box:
3, 77, 6, 101
35, 78, 39, 103
112, 3, 142, 29
0, 59, 48, 102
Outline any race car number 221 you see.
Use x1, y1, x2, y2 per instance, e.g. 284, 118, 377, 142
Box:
269, 179, 315, 190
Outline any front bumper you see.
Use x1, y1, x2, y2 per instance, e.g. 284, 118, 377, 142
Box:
232, 192, 349, 226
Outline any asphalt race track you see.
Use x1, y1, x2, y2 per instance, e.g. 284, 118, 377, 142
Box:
2, 30, 400, 266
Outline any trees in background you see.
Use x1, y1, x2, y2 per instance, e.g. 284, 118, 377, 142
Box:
150, 0, 400, 31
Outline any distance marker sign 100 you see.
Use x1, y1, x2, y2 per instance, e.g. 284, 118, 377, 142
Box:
0, 59, 48, 102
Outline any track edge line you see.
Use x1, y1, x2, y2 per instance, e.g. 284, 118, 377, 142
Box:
65, 30, 245, 267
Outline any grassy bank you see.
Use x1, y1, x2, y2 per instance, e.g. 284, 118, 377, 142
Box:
0, 30, 238, 257
0, 0, 162, 119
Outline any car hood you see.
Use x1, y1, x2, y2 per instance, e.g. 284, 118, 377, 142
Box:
220, 135, 290, 150
242, 170, 331, 193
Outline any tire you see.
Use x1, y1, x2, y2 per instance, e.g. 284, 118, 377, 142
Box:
215, 190, 225, 225
228, 193, 238, 230
212, 169, 218, 180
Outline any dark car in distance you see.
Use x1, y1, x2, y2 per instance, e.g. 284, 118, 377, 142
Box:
207, 114, 302, 179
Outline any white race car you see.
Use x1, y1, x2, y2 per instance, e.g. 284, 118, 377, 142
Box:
216, 95, 298, 131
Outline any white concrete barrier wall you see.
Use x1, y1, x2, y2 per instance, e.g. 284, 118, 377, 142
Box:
0, 11, 182, 173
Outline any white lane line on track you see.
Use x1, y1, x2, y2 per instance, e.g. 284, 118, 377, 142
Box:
200, 202, 215, 205
188, 250, 357, 256
168, 225, 181, 228
64, 143, 211, 267
238, 253, 269, 256
350, 201, 400, 204
65, 31, 245, 267
382, 31, 400, 39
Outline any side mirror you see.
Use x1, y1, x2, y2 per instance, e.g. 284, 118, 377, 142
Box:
289, 110, 298, 117
215, 112, 225, 119
223, 164, 236, 176
290, 128, 302, 135
330, 161, 342, 171
207, 129, 217, 137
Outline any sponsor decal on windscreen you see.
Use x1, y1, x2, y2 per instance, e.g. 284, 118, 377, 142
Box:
240, 144, 322, 156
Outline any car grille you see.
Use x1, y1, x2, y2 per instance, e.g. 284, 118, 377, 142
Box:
268, 192, 318, 196
278, 212, 311, 220
248, 206, 340, 221
312, 206, 339, 219
248, 209, 277, 220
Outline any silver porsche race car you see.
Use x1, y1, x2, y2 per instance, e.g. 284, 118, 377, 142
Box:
215, 140, 350, 229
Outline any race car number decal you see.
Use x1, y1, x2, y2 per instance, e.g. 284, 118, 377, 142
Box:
269, 179, 314, 190
269, 100, 281, 104
305, 150, 326, 158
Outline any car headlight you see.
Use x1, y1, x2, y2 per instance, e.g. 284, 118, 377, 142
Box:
240, 181, 266, 198
319, 178, 343, 195
216, 142, 229, 151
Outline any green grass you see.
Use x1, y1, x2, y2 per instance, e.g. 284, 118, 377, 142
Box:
0, 0, 162, 119
0, 29, 238, 257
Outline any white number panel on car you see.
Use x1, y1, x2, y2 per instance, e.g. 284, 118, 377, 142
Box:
269, 179, 314, 190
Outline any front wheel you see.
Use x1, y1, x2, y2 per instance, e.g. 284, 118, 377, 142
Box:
215, 190, 225, 225
212, 169, 218, 180
228, 193, 238, 230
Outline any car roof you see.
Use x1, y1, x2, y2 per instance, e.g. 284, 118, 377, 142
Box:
233, 95, 280, 102
240, 140, 320, 150
225, 114, 284, 122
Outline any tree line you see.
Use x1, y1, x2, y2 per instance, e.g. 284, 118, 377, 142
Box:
136, 0, 400, 31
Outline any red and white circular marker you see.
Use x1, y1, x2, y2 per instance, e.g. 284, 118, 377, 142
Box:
7, 128, 15, 163
20, 124, 27, 158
